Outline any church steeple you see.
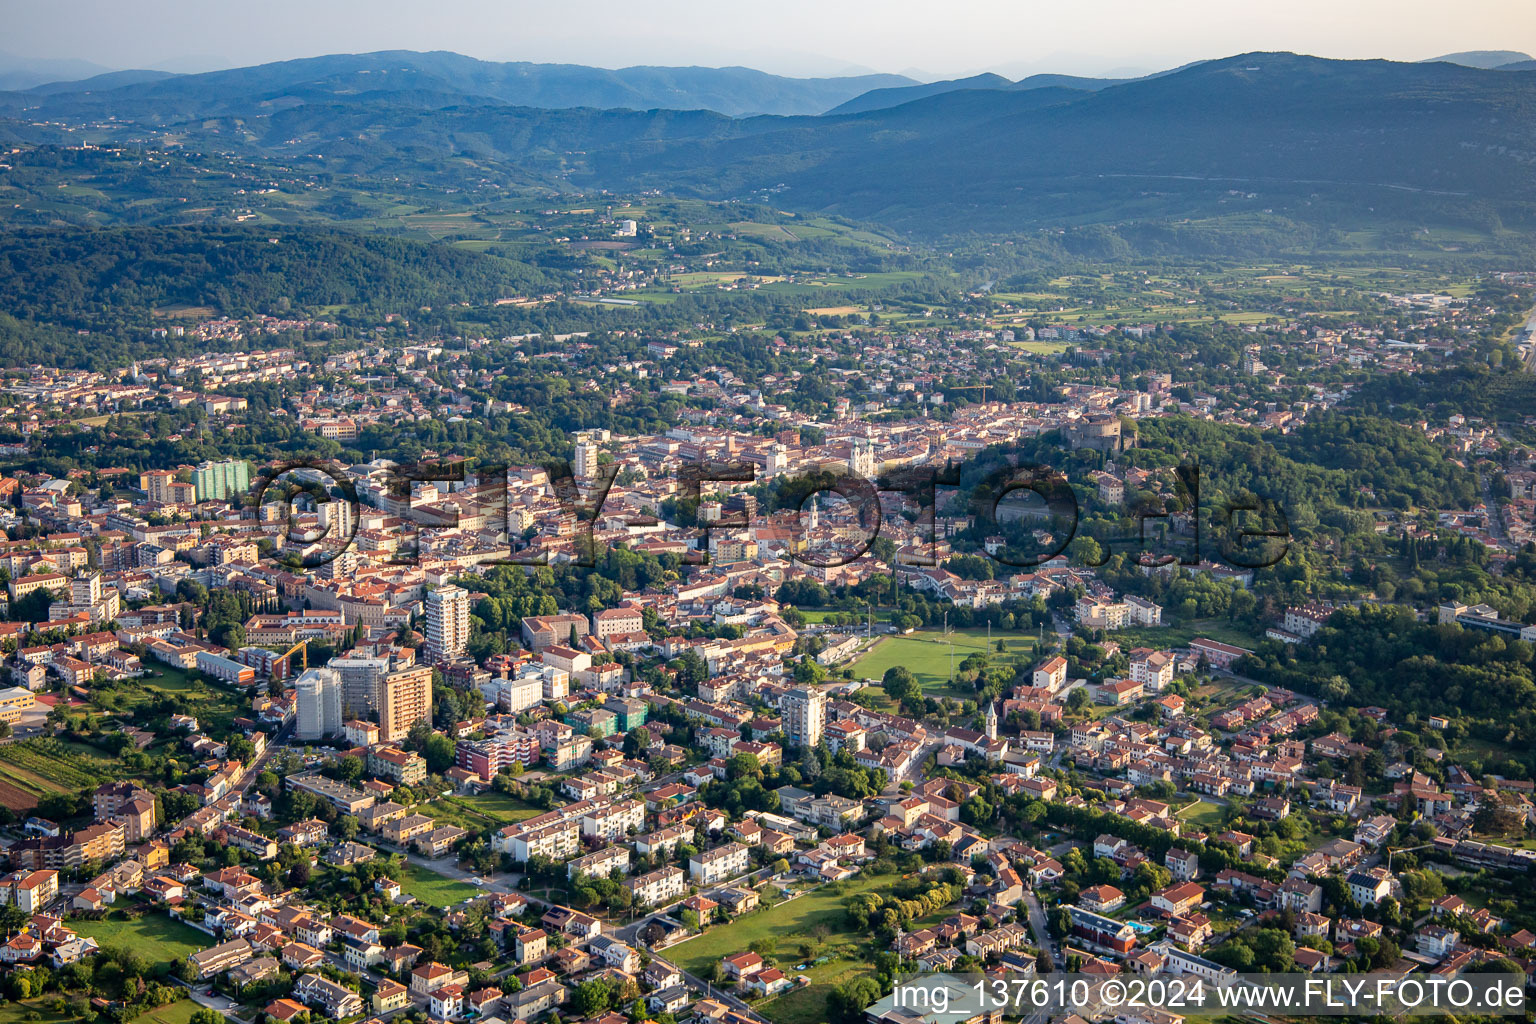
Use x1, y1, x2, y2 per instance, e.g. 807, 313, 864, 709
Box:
984, 700, 998, 741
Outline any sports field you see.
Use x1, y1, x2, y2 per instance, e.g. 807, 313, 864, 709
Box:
847, 628, 1037, 699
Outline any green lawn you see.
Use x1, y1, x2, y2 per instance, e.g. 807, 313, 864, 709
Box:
83, 665, 247, 737
847, 629, 1037, 699
1177, 798, 1227, 828
73, 912, 211, 967
1093, 618, 1262, 657
791, 609, 870, 626
458, 792, 545, 823
424, 792, 544, 833
0, 1000, 82, 1024
398, 862, 480, 908
665, 876, 889, 1024
129, 1000, 201, 1024
666, 876, 881, 978
758, 957, 871, 1024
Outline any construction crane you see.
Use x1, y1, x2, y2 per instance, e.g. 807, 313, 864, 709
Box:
281, 639, 310, 673
1384, 842, 1435, 873
948, 384, 991, 403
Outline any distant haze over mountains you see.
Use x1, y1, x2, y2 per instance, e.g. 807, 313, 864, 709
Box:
1, 51, 919, 117
6, 46, 1534, 119
1424, 50, 1534, 69
4, 49, 1536, 237
0, 51, 115, 92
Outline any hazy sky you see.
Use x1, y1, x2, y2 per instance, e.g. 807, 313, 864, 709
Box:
6, 0, 1536, 79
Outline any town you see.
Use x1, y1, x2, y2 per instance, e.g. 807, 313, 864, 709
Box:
0, 255, 1533, 1024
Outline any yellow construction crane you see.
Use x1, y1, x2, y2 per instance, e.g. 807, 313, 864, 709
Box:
281, 639, 310, 672
948, 384, 991, 402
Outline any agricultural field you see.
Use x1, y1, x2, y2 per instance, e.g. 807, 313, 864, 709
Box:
758, 270, 926, 295
0, 778, 39, 813
73, 912, 212, 968
1007, 340, 1071, 355
0, 737, 121, 811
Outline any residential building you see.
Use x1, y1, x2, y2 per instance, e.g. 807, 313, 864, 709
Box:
426, 585, 471, 665
782, 686, 826, 748
294, 667, 343, 740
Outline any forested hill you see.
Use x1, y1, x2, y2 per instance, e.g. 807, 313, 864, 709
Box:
1350, 366, 1536, 424
0, 227, 559, 323
1, 51, 916, 118
1136, 414, 1481, 516
824, 69, 1141, 115
7, 52, 1534, 238
1244, 604, 1536, 750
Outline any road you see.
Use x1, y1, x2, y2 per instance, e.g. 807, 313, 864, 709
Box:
614, 865, 780, 944
1021, 891, 1058, 967
667, 963, 768, 1021
1478, 469, 1511, 550
174, 978, 247, 1021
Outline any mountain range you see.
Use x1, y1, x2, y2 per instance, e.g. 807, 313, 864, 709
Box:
0, 51, 114, 92
0, 50, 916, 118
1422, 49, 1534, 69
3, 49, 1536, 239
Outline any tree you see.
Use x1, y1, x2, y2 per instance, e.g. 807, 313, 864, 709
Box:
422, 732, 456, 774
883, 665, 920, 702
623, 726, 651, 757
727, 752, 762, 780
571, 979, 617, 1018
829, 976, 882, 1024
0, 904, 25, 937
794, 658, 826, 686
334, 754, 365, 783
1248, 928, 1296, 972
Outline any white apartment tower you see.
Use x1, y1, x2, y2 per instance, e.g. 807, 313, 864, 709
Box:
574, 438, 600, 482
425, 584, 471, 665
783, 686, 827, 749
71, 572, 102, 606
294, 667, 343, 740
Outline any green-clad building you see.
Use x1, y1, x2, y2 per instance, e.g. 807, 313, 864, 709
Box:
193, 459, 252, 502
